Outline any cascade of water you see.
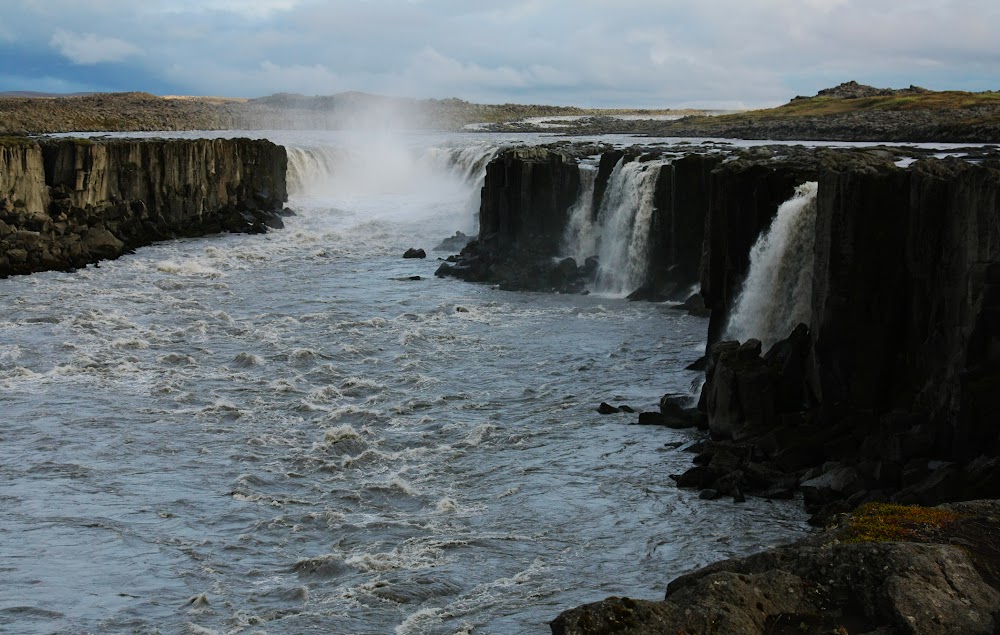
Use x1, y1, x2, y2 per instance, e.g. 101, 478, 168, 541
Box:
420, 144, 500, 185
285, 146, 344, 197
287, 143, 497, 202
419, 144, 500, 231
592, 159, 664, 295
560, 157, 665, 295
726, 181, 819, 349
561, 164, 598, 263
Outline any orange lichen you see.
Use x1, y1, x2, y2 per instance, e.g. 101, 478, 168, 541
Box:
843, 502, 961, 543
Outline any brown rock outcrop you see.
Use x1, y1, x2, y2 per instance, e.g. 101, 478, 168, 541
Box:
0, 137, 287, 276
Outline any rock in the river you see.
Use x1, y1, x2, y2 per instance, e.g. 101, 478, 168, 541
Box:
597, 402, 620, 415
433, 231, 471, 252
402, 247, 426, 259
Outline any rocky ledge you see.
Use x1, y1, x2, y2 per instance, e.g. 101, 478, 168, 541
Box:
0, 136, 288, 276
552, 500, 1000, 634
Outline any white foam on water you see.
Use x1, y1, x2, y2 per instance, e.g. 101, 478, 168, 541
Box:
0, 130, 815, 635
323, 425, 363, 445
395, 607, 445, 635
346, 539, 455, 574
435, 497, 459, 513
155, 259, 224, 277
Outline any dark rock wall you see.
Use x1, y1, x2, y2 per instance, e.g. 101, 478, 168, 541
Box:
0, 137, 287, 276
811, 159, 1000, 460
478, 147, 581, 252
697, 155, 1000, 509
649, 154, 721, 297
462, 145, 1000, 505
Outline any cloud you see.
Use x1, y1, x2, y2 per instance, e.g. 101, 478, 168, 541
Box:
50, 29, 142, 65
0, 1, 994, 106
163, 0, 301, 20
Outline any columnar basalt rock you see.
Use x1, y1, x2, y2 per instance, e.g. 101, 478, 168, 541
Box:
648, 153, 721, 298
444, 143, 1000, 510
695, 154, 1000, 513
448, 143, 1000, 631
439, 146, 583, 291
437, 146, 711, 295
0, 137, 287, 276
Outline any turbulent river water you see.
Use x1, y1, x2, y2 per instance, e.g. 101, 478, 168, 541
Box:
1, 130, 811, 635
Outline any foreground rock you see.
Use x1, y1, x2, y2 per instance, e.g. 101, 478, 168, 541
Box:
0, 137, 287, 276
552, 500, 1000, 634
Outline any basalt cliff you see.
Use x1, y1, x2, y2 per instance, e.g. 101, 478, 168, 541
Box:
0, 137, 287, 276
438, 144, 1000, 633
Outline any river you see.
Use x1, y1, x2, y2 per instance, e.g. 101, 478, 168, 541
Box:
0, 130, 810, 634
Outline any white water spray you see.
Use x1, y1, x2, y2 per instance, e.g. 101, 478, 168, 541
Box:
726, 181, 819, 349
561, 164, 598, 262
561, 157, 665, 295
284, 137, 499, 240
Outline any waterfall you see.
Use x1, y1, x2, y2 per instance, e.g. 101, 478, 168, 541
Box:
286, 143, 497, 213
419, 143, 499, 231
286, 146, 343, 197
726, 181, 819, 350
561, 157, 664, 295
561, 164, 598, 263
420, 143, 500, 185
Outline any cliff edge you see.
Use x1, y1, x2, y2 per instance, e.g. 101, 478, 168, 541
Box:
0, 136, 287, 276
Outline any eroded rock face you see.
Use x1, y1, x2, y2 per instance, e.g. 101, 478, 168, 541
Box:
0, 137, 287, 276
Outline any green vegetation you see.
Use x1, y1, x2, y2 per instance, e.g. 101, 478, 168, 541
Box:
0, 135, 37, 147
773, 91, 1000, 117
843, 502, 961, 543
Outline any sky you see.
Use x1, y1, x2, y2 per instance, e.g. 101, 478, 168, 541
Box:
0, 0, 997, 109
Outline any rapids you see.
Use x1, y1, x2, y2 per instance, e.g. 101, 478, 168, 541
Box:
1, 130, 810, 634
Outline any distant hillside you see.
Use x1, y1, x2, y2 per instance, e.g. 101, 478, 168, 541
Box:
556, 81, 1000, 142
0, 92, 238, 133
2, 83, 998, 142
0, 91, 96, 98
0, 90, 697, 134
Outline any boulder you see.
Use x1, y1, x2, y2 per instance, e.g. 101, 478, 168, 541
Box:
597, 402, 620, 415
402, 247, 426, 259
553, 501, 1000, 635
433, 231, 471, 252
